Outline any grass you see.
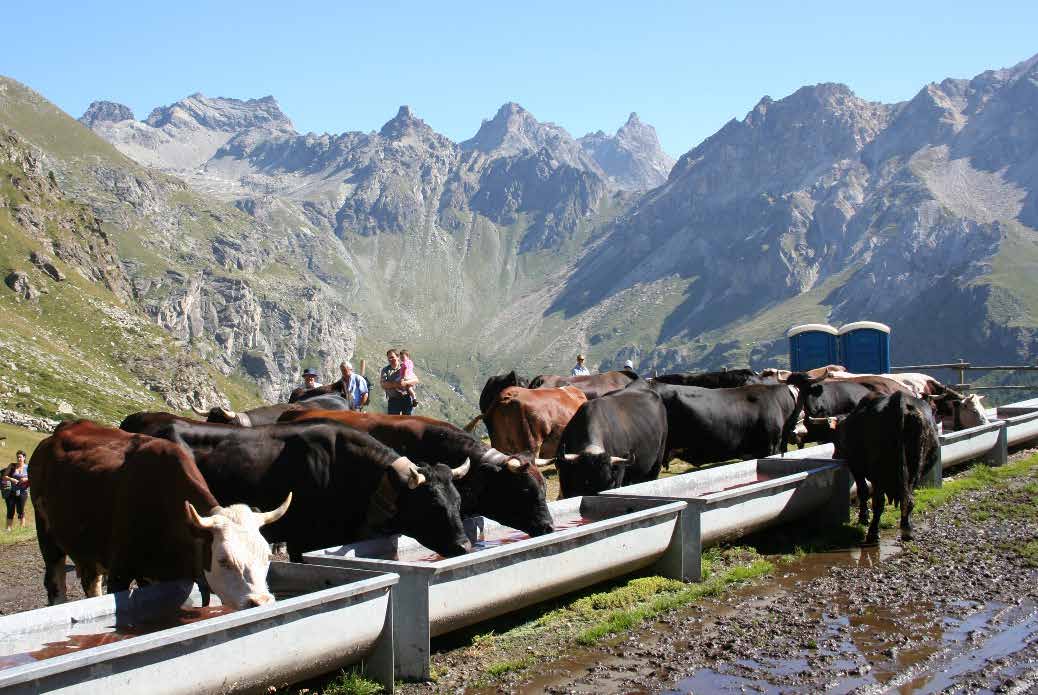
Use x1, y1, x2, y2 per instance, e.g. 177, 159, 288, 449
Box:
458, 546, 772, 684
878, 453, 1038, 530
1019, 540, 1038, 567
311, 670, 383, 695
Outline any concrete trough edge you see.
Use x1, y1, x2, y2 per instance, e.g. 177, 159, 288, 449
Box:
0, 563, 399, 694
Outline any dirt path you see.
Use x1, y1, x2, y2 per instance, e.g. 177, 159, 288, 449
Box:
405, 450, 1038, 694
0, 536, 85, 614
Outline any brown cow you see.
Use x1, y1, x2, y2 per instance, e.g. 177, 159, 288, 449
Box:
528, 370, 635, 400
483, 385, 588, 459
30, 421, 291, 607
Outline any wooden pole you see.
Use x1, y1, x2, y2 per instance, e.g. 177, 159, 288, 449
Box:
360, 359, 367, 377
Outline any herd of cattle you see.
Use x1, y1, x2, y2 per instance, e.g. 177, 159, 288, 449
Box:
26, 363, 984, 613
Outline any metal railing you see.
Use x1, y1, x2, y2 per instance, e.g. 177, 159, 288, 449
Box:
890, 359, 1038, 391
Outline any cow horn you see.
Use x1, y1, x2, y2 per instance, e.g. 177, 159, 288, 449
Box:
534, 457, 554, 467
185, 501, 220, 530
408, 465, 426, 489
190, 404, 209, 416
452, 458, 471, 480
562, 454, 579, 462
256, 492, 293, 527
609, 456, 628, 465
219, 407, 237, 420
463, 414, 483, 432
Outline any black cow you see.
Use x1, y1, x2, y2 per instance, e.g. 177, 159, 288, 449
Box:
649, 382, 800, 465
832, 391, 940, 544
280, 409, 555, 537
652, 368, 772, 388
194, 394, 351, 427
780, 373, 913, 451
119, 413, 471, 561
554, 379, 668, 498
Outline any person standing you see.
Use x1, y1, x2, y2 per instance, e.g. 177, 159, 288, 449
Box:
380, 349, 418, 415
3, 450, 29, 531
337, 361, 370, 411
299, 367, 322, 391
571, 353, 590, 376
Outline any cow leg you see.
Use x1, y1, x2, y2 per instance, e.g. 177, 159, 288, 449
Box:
852, 472, 870, 526
900, 490, 916, 542
79, 567, 104, 598
36, 525, 68, 605
865, 490, 884, 545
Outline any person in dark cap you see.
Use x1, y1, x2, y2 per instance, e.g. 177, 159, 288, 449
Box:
298, 367, 322, 391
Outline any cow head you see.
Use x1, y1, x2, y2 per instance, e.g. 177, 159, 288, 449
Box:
555, 447, 630, 498
186, 493, 292, 610
380, 458, 472, 557
928, 392, 989, 431
468, 449, 553, 536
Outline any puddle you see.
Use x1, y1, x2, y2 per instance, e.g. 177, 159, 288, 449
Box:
517, 536, 1038, 694
0, 605, 235, 670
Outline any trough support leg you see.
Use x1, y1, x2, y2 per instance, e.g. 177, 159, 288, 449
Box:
366, 588, 395, 692
392, 574, 431, 681
653, 503, 702, 582
918, 447, 943, 489
986, 423, 1008, 468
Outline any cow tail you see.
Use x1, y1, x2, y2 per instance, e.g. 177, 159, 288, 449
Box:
463, 414, 483, 432
894, 392, 907, 508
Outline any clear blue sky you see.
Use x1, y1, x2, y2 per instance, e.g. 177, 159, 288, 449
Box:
6, 0, 1037, 157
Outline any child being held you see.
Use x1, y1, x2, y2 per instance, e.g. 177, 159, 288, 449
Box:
399, 349, 419, 408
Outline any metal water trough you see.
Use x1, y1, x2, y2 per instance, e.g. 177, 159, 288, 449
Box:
0, 563, 397, 694
303, 495, 687, 680
604, 458, 849, 581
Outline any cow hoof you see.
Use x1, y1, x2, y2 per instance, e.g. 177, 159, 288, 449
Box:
901, 532, 913, 542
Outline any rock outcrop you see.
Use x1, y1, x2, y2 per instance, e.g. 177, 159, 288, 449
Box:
79, 101, 134, 127
578, 113, 674, 190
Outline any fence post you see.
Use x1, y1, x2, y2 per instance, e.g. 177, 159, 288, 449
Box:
958, 358, 967, 391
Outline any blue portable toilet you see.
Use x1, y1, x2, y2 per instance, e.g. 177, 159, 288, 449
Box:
787, 324, 839, 372
838, 321, 891, 374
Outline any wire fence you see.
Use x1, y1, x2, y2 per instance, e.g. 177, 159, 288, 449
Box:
890, 359, 1038, 392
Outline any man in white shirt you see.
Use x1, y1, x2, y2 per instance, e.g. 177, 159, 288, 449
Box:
571, 353, 590, 376
337, 361, 370, 410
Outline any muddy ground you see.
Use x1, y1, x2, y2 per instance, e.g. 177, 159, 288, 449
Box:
403, 450, 1038, 694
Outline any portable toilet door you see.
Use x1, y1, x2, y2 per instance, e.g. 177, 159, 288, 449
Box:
837, 321, 891, 374
787, 324, 839, 372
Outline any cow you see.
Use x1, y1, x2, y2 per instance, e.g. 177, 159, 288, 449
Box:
30, 420, 291, 608
760, 365, 847, 382
464, 370, 530, 436
649, 381, 801, 465
554, 379, 668, 498
832, 391, 940, 544
192, 394, 351, 427
652, 368, 772, 388
529, 370, 635, 400
119, 413, 471, 561
480, 385, 587, 460
279, 409, 555, 537
781, 373, 915, 451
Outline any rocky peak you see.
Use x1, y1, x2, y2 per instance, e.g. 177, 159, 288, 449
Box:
144, 93, 294, 133
578, 112, 674, 190
379, 105, 434, 139
463, 102, 565, 154
79, 101, 134, 127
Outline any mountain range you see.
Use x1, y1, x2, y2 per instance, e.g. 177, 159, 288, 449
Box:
1, 52, 1036, 424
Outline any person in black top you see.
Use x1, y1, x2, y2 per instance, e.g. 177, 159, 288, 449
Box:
3, 450, 29, 531
380, 349, 418, 415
